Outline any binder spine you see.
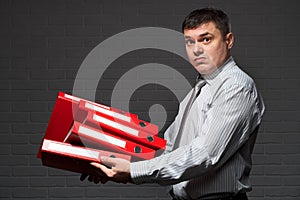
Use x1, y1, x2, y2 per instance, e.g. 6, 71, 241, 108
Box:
41, 139, 131, 175
69, 122, 156, 160
79, 101, 159, 135
84, 112, 166, 150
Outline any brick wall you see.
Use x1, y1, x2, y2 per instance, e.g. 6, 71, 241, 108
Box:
1, 0, 299, 199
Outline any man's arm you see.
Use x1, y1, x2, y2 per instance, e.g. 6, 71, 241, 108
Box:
91, 83, 264, 185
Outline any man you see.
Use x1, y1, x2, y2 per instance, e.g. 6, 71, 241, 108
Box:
82, 8, 265, 200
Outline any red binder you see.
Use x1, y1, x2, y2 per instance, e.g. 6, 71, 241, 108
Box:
37, 92, 81, 158
77, 100, 159, 136
65, 122, 156, 161
82, 112, 166, 150
37, 92, 167, 176
41, 139, 131, 175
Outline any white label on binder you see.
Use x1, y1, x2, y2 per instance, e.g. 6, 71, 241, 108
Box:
64, 94, 81, 102
93, 114, 139, 137
85, 102, 131, 123
78, 125, 126, 148
46, 142, 99, 159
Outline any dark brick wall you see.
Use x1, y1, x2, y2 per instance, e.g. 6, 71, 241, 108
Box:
1, 0, 299, 199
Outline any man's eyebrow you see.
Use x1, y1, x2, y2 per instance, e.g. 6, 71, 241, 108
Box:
198, 32, 211, 37
184, 32, 212, 39
184, 36, 192, 39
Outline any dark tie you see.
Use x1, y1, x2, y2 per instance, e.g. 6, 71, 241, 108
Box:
172, 78, 206, 150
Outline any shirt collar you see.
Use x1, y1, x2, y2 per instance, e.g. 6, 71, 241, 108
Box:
199, 56, 236, 85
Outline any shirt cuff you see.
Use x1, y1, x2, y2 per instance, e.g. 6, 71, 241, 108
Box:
130, 160, 152, 185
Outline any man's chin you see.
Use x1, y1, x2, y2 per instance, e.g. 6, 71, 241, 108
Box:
193, 63, 216, 75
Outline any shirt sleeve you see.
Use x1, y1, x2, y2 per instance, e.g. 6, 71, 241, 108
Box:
130, 83, 264, 185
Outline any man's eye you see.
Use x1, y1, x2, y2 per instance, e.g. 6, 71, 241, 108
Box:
203, 38, 211, 43
185, 40, 195, 45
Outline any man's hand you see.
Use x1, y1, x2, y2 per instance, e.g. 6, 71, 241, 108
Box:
90, 156, 133, 184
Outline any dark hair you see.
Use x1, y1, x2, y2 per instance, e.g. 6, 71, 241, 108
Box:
182, 8, 231, 39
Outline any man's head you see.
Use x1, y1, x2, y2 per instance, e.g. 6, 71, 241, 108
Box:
182, 8, 234, 75
182, 8, 231, 40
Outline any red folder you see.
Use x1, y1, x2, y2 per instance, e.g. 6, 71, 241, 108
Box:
82, 112, 166, 150
66, 122, 156, 161
77, 100, 159, 136
37, 92, 81, 158
41, 139, 131, 175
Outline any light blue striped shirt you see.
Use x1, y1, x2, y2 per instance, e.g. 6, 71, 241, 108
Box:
130, 57, 265, 199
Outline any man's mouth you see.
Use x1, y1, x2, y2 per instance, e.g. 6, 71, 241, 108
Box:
194, 57, 206, 62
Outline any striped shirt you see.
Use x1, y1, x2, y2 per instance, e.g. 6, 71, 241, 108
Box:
130, 57, 265, 200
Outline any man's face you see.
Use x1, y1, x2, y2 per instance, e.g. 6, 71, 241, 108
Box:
184, 22, 233, 75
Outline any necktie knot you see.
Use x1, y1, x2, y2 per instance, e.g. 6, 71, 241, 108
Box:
194, 79, 206, 97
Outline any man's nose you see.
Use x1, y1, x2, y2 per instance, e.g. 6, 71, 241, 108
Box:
193, 42, 203, 56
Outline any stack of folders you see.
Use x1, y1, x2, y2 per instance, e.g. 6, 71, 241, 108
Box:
37, 92, 166, 175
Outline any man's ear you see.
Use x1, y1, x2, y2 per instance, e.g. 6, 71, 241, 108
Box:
225, 32, 234, 49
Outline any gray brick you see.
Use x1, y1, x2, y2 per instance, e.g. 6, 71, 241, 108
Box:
66, 176, 99, 187
13, 166, 47, 176
30, 112, 51, 123
66, 0, 102, 14
49, 187, 85, 198
0, 188, 11, 198
12, 123, 47, 133
284, 134, 300, 144
12, 144, 39, 155
12, 36, 46, 48
117, 187, 158, 198
0, 144, 11, 155
30, 26, 65, 36
265, 165, 300, 175
252, 144, 264, 154
48, 80, 74, 90
279, 155, 297, 171
30, 155, 43, 166
253, 155, 282, 165
121, 14, 156, 26
0, 177, 28, 187
0, 80, 10, 90
283, 177, 300, 186
252, 176, 281, 186
86, 187, 121, 197
0, 70, 28, 80
48, 57, 82, 69
66, 26, 101, 37
256, 133, 282, 144
265, 187, 300, 197
84, 14, 121, 26
13, 188, 47, 198
30, 70, 65, 80
0, 102, 11, 112
12, 102, 48, 112
48, 38, 84, 48
11, 58, 47, 70
0, 112, 29, 122
265, 144, 300, 154
0, 166, 12, 176
0, 134, 27, 144
0, 124, 10, 133
250, 165, 264, 175
11, 80, 48, 90
48, 168, 78, 176
65, 47, 92, 59
48, 15, 83, 25
30, 177, 66, 187
30, 47, 65, 58
0, 155, 29, 166
30, 134, 44, 145
248, 187, 264, 197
